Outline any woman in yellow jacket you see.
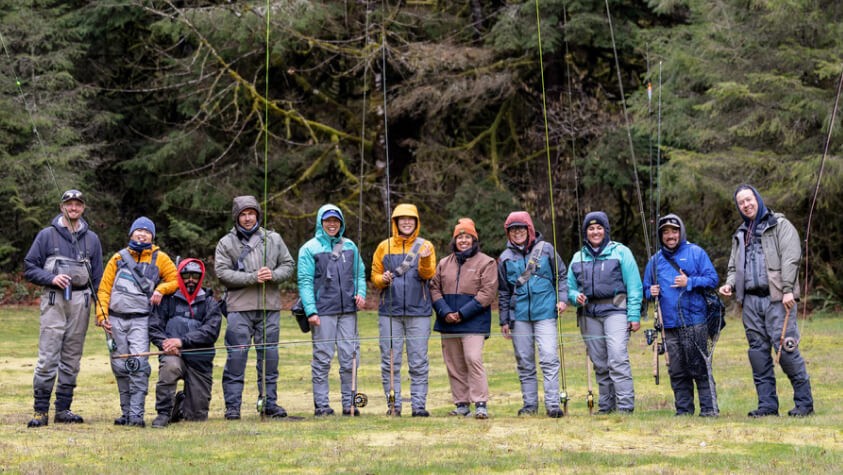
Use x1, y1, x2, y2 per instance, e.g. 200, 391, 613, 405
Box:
370, 203, 436, 417
96, 217, 178, 427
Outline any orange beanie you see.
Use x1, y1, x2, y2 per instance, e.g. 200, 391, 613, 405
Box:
452, 218, 479, 240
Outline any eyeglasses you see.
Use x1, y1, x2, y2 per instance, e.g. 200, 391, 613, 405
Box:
181, 272, 201, 281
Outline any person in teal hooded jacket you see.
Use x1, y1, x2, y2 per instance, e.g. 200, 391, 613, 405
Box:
567, 211, 642, 414
297, 204, 367, 416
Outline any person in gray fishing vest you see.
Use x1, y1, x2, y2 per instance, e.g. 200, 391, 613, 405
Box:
371, 203, 436, 417
498, 211, 568, 418
23, 189, 103, 427
719, 184, 814, 418
149, 259, 222, 428
215, 195, 295, 420
97, 217, 179, 427
298, 204, 367, 416
567, 211, 642, 414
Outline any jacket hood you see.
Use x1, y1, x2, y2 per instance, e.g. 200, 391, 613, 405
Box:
658, 213, 687, 255
582, 211, 611, 256
504, 211, 536, 249
231, 195, 262, 222
51, 214, 90, 239
734, 184, 768, 226
391, 203, 421, 241
315, 204, 346, 243
176, 258, 206, 306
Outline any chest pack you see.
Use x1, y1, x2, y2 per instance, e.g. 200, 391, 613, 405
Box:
291, 239, 348, 333
109, 249, 160, 315
516, 241, 547, 286
42, 227, 93, 288
393, 238, 426, 277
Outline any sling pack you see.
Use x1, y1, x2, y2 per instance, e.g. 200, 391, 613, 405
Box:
659, 252, 725, 337
516, 241, 547, 286
392, 238, 426, 277
109, 249, 160, 315
232, 232, 265, 272
291, 238, 347, 333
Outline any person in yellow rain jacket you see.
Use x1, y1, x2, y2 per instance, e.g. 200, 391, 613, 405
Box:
96, 217, 178, 427
371, 204, 436, 417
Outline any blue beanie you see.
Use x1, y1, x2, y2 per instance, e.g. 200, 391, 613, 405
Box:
129, 216, 156, 239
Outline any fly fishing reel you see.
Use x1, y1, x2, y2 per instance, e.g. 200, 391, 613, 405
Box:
353, 392, 368, 408
644, 328, 657, 346
256, 397, 265, 414
125, 357, 140, 374
782, 337, 798, 353
559, 391, 569, 410
105, 336, 117, 353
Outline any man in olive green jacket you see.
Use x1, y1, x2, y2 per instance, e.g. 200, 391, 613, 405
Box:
215, 195, 295, 420
719, 185, 813, 418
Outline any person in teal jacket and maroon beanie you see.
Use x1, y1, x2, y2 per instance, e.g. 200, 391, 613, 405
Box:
430, 218, 498, 419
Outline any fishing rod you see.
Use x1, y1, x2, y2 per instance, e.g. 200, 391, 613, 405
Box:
379, 0, 397, 418
534, 0, 569, 417
2, 28, 114, 358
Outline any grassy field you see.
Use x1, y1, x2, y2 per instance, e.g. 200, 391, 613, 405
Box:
1, 305, 841, 474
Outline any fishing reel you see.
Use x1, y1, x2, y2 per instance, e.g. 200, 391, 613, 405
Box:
782, 337, 798, 353
105, 336, 117, 353
353, 392, 368, 408
256, 397, 265, 414
644, 328, 657, 346
656, 342, 665, 355
559, 391, 569, 412
586, 391, 595, 412
125, 357, 140, 374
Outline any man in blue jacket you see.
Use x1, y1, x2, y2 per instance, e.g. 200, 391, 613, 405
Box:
644, 214, 720, 417
23, 189, 103, 427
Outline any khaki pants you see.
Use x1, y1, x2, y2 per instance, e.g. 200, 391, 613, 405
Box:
441, 334, 488, 404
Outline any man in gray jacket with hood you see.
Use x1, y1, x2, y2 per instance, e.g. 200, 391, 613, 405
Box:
719, 184, 814, 418
215, 195, 295, 420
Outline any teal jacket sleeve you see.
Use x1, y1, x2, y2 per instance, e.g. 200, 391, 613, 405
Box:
566, 251, 582, 306
297, 243, 318, 317
619, 246, 643, 322
352, 242, 367, 299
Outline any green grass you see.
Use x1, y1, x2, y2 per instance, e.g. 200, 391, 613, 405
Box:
1, 305, 841, 474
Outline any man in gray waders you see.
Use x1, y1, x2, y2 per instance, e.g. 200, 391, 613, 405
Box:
719, 184, 814, 418
23, 189, 103, 427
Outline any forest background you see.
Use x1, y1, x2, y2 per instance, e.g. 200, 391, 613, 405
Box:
1, 0, 842, 305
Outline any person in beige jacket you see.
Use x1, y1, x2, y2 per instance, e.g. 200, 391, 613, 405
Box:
215, 195, 294, 420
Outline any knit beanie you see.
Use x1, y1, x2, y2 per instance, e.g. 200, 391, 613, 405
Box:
129, 216, 156, 239
452, 218, 479, 240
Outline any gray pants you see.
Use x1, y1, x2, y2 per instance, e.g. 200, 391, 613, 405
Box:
511, 319, 560, 410
378, 315, 431, 411
742, 294, 813, 412
33, 289, 90, 413
155, 355, 213, 420
222, 310, 280, 411
664, 323, 717, 415
581, 313, 634, 412
311, 313, 359, 410
109, 316, 151, 418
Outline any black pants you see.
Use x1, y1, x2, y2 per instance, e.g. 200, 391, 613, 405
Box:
665, 323, 718, 415
155, 355, 213, 420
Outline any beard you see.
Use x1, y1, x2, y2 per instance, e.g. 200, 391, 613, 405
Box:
185, 282, 197, 294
